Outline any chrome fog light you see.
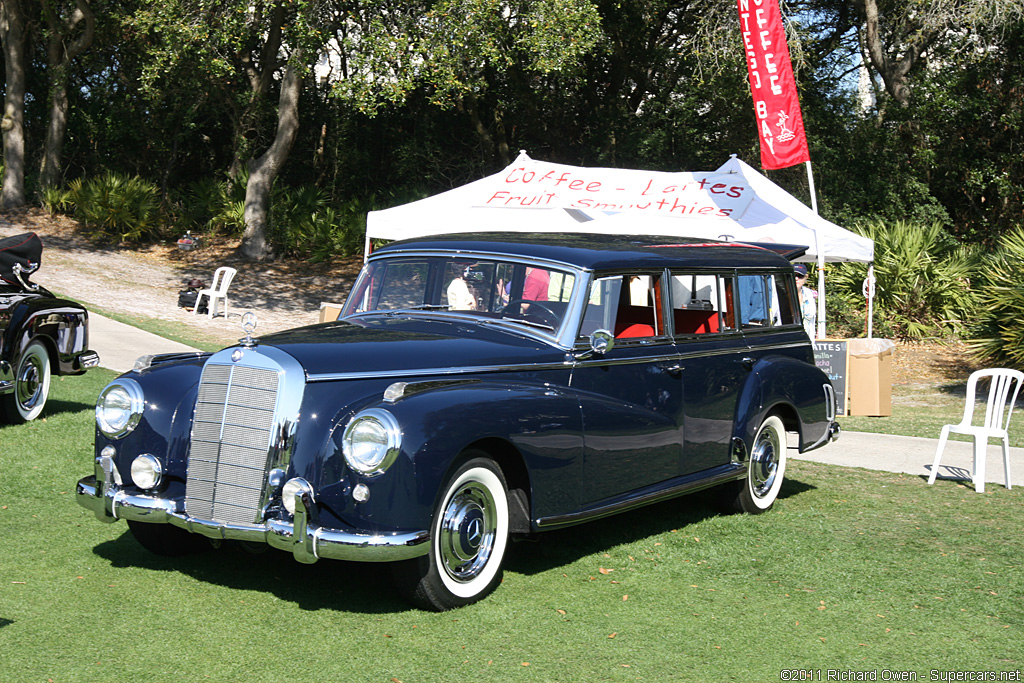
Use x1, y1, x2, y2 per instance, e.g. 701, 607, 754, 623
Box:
130, 454, 162, 490
282, 478, 314, 516
96, 380, 144, 438
352, 483, 370, 503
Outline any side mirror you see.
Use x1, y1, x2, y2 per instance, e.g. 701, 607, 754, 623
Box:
589, 329, 614, 355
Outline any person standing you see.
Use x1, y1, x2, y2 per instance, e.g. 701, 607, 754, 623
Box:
794, 263, 817, 339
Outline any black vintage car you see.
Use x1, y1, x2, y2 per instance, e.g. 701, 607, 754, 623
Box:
1, 232, 100, 422
77, 233, 839, 610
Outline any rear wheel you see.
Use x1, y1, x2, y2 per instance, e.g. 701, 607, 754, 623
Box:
392, 454, 510, 611
2, 341, 51, 423
732, 415, 787, 514
127, 520, 213, 556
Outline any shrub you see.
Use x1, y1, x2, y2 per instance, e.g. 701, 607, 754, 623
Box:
38, 185, 73, 215
67, 172, 163, 243
269, 186, 368, 261
825, 220, 981, 340
969, 226, 1024, 370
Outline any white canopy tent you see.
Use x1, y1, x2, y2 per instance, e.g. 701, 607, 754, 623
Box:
365, 152, 875, 336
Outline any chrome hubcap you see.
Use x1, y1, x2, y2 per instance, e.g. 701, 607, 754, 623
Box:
750, 425, 781, 498
16, 355, 43, 409
438, 481, 496, 583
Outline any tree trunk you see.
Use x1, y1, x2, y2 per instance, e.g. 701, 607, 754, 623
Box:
238, 61, 304, 262
858, 0, 935, 108
0, 0, 28, 209
40, 0, 95, 189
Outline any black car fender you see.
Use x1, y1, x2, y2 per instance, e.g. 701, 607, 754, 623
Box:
320, 378, 585, 532
3, 296, 91, 375
732, 354, 831, 456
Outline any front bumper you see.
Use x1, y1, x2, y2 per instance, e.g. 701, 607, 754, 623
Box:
75, 453, 429, 564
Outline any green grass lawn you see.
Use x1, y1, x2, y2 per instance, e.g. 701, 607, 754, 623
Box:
1, 369, 1021, 682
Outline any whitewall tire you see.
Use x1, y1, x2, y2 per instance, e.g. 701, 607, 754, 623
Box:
392, 454, 510, 611
734, 415, 787, 514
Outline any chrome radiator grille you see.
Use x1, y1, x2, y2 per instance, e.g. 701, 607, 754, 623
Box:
185, 363, 280, 526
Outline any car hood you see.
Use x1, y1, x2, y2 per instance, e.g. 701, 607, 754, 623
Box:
254, 316, 564, 377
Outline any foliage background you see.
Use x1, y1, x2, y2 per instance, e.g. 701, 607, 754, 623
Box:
4, 0, 1024, 360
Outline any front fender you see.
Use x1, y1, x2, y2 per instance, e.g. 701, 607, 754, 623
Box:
325, 379, 584, 532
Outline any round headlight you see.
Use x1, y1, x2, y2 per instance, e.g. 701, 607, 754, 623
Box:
342, 409, 402, 476
96, 380, 144, 438
131, 454, 163, 490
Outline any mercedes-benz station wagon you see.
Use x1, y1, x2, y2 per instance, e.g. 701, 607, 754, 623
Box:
77, 233, 839, 610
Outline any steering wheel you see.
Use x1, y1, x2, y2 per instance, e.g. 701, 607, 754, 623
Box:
500, 299, 560, 327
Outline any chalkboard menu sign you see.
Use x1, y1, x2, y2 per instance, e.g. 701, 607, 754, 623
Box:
813, 340, 848, 415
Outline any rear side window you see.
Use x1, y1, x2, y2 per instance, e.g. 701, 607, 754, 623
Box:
668, 272, 735, 336
736, 273, 799, 330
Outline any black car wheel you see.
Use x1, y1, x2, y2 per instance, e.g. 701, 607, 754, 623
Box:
2, 341, 51, 423
392, 454, 510, 611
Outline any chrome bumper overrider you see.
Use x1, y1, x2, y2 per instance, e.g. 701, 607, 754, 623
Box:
75, 454, 429, 564
828, 421, 841, 442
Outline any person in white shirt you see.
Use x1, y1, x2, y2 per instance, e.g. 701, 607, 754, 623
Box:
794, 263, 816, 339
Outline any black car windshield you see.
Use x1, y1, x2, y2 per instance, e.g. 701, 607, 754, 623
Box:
342, 256, 577, 332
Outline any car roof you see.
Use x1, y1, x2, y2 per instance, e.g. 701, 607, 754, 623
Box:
373, 232, 800, 272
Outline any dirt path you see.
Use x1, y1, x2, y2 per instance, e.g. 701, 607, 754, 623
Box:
1, 208, 362, 346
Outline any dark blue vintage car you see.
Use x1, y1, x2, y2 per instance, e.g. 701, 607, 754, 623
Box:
1, 232, 100, 422
77, 233, 838, 610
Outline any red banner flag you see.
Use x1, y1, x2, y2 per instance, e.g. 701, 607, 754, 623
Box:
737, 0, 810, 170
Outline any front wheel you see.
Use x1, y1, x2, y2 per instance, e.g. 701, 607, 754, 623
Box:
2, 341, 51, 423
732, 415, 787, 514
392, 455, 510, 611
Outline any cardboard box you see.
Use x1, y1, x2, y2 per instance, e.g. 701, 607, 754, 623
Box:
847, 338, 895, 416
318, 302, 344, 323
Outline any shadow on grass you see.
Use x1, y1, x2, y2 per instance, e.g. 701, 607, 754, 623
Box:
506, 476, 815, 576
41, 397, 96, 419
88, 476, 816, 613
92, 533, 412, 614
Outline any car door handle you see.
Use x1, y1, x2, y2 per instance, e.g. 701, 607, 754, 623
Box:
660, 363, 683, 376
740, 357, 756, 371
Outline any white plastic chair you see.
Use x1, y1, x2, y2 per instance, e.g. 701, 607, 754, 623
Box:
927, 368, 1023, 492
193, 267, 237, 319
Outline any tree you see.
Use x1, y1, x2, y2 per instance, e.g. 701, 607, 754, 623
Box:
805, 0, 1024, 111
131, 0, 332, 260
39, 0, 95, 189
240, 60, 305, 260
0, 0, 29, 208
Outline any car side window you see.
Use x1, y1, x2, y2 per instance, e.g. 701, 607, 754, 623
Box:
668, 272, 737, 336
736, 273, 799, 330
737, 274, 771, 328
579, 273, 666, 340
771, 273, 799, 326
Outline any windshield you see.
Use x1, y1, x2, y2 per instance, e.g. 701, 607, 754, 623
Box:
342, 256, 577, 333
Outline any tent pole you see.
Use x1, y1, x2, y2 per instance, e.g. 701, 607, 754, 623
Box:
806, 161, 826, 339
865, 263, 875, 338
805, 160, 818, 214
